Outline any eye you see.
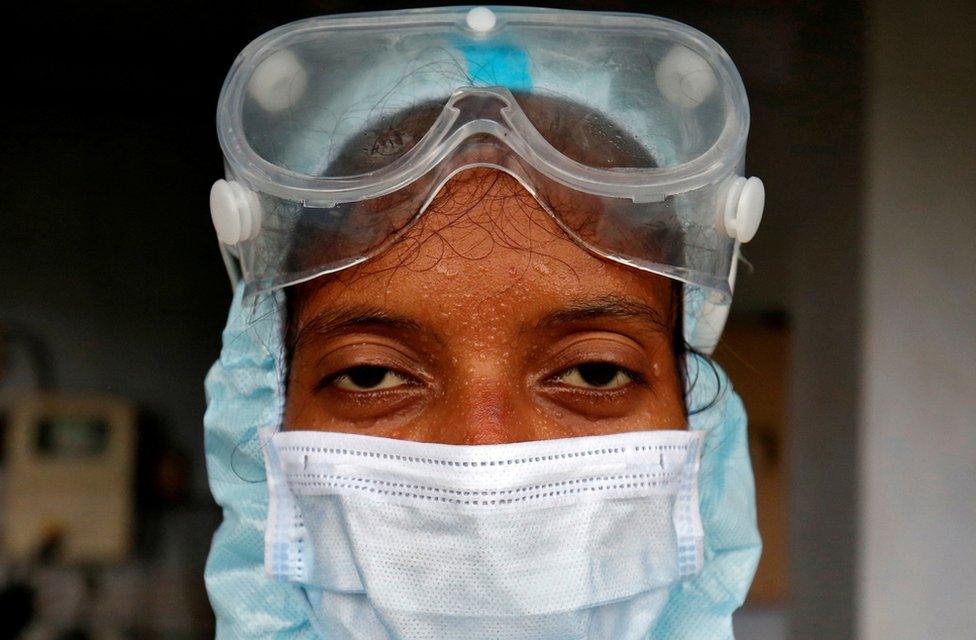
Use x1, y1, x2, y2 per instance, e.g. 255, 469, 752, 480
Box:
328, 365, 412, 392
552, 362, 638, 390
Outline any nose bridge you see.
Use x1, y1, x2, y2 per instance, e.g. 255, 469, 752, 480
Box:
441, 360, 529, 445
460, 387, 513, 445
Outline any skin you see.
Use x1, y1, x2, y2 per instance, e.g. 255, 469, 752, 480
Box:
284, 168, 686, 444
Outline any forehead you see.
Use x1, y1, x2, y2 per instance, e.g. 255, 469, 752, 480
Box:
293, 169, 674, 330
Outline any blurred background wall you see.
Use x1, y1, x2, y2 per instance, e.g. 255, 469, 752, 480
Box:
859, 0, 975, 637
0, 1, 971, 639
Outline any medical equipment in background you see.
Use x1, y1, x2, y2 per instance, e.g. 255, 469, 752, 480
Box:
0, 392, 136, 640
2, 392, 136, 563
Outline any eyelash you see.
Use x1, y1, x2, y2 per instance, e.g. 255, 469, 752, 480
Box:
547, 362, 647, 391
317, 362, 646, 397
316, 365, 419, 394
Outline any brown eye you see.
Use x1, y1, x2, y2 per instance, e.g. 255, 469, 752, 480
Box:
554, 362, 637, 390
329, 365, 411, 392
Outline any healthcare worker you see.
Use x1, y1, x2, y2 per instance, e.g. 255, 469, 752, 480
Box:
205, 6, 764, 639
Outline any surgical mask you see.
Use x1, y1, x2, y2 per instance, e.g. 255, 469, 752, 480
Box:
261, 428, 705, 640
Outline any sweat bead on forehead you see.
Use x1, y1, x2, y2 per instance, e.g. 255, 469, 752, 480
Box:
318, 169, 673, 320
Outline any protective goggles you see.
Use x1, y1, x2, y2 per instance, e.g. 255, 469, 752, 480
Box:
210, 6, 764, 308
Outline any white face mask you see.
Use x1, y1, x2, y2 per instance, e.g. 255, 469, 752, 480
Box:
262, 428, 705, 640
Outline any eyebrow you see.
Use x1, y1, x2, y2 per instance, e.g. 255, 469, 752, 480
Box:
294, 305, 440, 348
532, 295, 672, 333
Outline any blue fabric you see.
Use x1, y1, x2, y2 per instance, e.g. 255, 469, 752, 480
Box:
204, 286, 321, 639
460, 41, 533, 90
203, 283, 760, 638
650, 356, 762, 639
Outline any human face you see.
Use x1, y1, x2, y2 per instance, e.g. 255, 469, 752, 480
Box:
284, 168, 686, 444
